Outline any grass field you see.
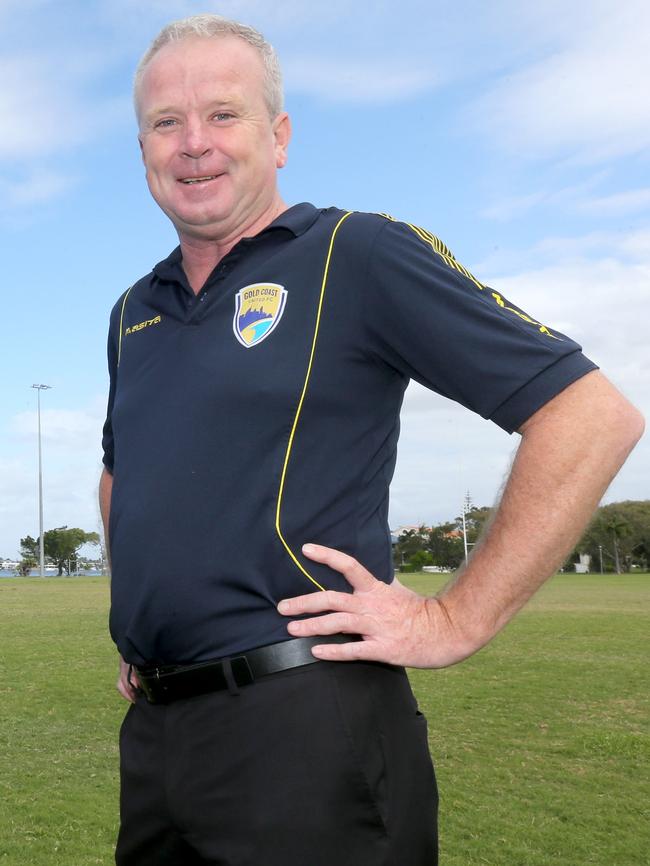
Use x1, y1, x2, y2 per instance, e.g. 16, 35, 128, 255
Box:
0, 574, 648, 866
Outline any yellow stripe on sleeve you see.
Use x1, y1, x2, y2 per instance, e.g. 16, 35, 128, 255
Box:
376, 212, 559, 339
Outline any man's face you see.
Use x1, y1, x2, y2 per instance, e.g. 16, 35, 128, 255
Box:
137, 36, 289, 241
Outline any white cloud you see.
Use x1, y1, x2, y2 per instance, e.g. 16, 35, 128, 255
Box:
0, 33, 131, 212
481, 190, 550, 223
99, 0, 375, 44
0, 456, 35, 521
575, 188, 650, 218
535, 229, 650, 265
0, 53, 131, 163
0, 169, 78, 207
618, 230, 650, 260
1, 399, 107, 556
198, 0, 354, 30
0, 56, 89, 160
473, 225, 650, 281
480, 172, 609, 222
10, 400, 106, 450
0, 452, 104, 559
469, 2, 650, 162
284, 57, 441, 104
490, 258, 650, 404
390, 383, 516, 527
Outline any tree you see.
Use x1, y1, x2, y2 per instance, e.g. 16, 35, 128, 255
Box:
409, 550, 434, 570
571, 501, 650, 573
20, 535, 39, 559
454, 506, 493, 547
392, 527, 428, 567
21, 527, 100, 576
15, 557, 37, 576
16, 535, 39, 576
425, 523, 465, 569
604, 514, 631, 574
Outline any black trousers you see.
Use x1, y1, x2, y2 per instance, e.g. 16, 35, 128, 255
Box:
116, 660, 438, 866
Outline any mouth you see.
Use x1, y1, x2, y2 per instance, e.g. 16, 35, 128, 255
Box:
178, 175, 220, 185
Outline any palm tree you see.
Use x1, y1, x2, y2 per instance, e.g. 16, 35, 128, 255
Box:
605, 515, 631, 574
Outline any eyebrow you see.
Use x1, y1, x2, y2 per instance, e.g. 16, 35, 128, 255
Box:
146, 106, 177, 119
146, 95, 240, 118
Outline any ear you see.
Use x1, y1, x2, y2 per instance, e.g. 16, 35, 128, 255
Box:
138, 134, 145, 166
272, 112, 291, 169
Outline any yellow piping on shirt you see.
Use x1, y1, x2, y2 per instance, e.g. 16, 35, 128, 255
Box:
117, 285, 134, 366
275, 211, 354, 591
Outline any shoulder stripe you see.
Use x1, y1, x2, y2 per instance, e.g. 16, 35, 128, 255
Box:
117, 285, 134, 366
275, 211, 354, 591
378, 212, 485, 291
376, 212, 560, 339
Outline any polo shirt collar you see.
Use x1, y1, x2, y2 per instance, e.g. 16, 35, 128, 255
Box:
268, 202, 320, 237
152, 203, 320, 284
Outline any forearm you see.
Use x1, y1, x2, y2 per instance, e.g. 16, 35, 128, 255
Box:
99, 467, 113, 565
437, 371, 644, 652
100, 466, 135, 696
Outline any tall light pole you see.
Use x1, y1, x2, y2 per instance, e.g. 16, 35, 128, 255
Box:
461, 490, 472, 562
31, 384, 52, 578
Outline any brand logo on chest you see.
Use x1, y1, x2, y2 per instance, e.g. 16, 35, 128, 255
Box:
233, 283, 287, 348
124, 315, 161, 336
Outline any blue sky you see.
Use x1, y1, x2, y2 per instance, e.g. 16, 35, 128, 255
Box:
1, 0, 648, 558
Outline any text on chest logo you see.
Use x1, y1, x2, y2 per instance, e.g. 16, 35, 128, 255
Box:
124, 315, 162, 337
233, 283, 288, 348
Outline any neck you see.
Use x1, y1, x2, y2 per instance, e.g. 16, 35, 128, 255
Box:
179, 196, 288, 294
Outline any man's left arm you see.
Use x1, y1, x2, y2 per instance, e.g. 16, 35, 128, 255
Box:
277, 370, 644, 668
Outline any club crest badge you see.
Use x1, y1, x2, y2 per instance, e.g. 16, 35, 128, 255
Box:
233, 283, 288, 348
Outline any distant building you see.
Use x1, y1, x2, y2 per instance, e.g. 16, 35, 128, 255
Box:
391, 525, 428, 536
390, 526, 463, 545
574, 553, 591, 573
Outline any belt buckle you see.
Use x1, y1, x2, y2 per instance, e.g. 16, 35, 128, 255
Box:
230, 655, 254, 687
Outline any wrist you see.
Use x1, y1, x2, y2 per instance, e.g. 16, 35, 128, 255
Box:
431, 589, 495, 654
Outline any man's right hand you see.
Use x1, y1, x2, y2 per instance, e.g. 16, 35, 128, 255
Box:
117, 655, 140, 703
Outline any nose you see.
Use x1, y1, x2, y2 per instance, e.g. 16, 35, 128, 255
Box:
181, 117, 211, 159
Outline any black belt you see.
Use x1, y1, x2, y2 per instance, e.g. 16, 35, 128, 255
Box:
134, 635, 360, 704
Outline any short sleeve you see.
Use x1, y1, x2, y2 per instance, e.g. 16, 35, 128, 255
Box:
101, 293, 127, 473
363, 218, 598, 432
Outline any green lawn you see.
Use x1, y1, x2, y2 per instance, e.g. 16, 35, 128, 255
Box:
407, 572, 650, 866
0, 574, 648, 865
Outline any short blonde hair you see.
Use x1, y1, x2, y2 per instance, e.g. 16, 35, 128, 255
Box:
134, 13, 284, 120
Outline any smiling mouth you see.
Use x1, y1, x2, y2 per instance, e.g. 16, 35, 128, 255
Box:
179, 175, 219, 185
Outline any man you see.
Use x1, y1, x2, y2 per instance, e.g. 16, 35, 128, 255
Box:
100, 13, 643, 866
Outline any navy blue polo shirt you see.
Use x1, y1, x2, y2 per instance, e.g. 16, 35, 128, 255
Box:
103, 203, 596, 665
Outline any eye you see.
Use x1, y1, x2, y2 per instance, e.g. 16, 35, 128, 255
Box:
153, 118, 177, 129
213, 112, 234, 122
